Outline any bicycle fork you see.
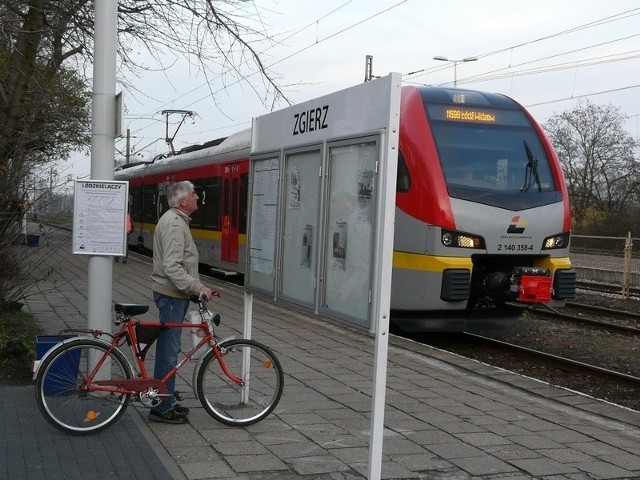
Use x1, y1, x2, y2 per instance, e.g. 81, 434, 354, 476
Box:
190, 339, 245, 401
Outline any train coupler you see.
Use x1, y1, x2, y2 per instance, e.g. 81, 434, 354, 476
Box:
513, 267, 552, 303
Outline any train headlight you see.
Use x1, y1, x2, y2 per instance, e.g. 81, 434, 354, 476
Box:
442, 232, 454, 246
543, 232, 571, 250
441, 229, 485, 249
458, 234, 478, 248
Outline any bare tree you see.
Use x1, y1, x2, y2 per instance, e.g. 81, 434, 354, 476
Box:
0, 0, 287, 308
543, 100, 640, 228
1, 0, 286, 174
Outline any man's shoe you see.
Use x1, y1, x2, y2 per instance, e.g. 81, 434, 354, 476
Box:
148, 408, 188, 424
174, 403, 190, 417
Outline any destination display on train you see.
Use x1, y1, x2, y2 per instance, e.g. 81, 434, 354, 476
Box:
444, 108, 496, 123
427, 104, 529, 127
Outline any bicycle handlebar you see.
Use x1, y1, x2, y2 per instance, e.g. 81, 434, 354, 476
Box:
189, 290, 220, 305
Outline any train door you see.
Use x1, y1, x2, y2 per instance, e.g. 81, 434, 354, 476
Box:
221, 163, 241, 264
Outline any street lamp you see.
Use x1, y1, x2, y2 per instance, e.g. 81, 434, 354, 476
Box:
433, 56, 477, 87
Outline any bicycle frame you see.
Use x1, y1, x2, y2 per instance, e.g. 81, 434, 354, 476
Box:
123, 320, 214, 385
37, 308, 243, 404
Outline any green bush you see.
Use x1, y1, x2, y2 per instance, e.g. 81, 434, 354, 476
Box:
0, 308, 39, 384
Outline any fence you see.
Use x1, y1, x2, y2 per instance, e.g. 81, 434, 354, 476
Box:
570, 233, 640, 298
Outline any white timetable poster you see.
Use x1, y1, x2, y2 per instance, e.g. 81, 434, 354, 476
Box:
249, 158, 279, 275
72, 180, 129, 255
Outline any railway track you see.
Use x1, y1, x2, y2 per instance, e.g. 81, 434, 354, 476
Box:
463, 332, 640, 386
403, 292, 640, 411
565, 300, 640, 320
576, 280, 640, 299
527, 302, 640, 336
415, 330, 640, 411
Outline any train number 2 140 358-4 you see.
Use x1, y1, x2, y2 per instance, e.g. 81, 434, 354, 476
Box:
497, 243, 534, 252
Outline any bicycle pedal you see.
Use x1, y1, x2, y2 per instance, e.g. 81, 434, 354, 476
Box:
174, 391, 184, 401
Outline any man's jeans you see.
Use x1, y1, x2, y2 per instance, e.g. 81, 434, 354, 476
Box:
152, 292, 190, 413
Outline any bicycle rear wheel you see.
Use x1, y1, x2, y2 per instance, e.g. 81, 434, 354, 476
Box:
196, 338, 284, 426
35, 338, 133, 435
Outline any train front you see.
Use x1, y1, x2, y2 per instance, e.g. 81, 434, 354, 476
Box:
392, 86, 576, 331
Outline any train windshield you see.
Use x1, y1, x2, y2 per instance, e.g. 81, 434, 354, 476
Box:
426, 103, 561, 210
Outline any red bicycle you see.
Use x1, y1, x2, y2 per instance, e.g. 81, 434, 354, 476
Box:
34, 293, 284, 435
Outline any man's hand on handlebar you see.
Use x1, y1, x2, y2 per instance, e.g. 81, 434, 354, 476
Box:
199, 286, 213, 302
197, 287, 221, 303
190, 289, 219, 304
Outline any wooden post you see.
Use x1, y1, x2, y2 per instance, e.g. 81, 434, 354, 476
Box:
621, 231, 632, 299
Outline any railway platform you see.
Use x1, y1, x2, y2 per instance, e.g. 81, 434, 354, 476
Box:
2, 226, 640, 479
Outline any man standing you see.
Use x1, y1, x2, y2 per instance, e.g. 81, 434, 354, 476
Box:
150, 180, 213, 424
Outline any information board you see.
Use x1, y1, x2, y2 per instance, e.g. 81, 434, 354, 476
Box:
72, 180, 129, 256
247, 158, 279, 291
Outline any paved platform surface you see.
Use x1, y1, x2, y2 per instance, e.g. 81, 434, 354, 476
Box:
2, 227, 640, 479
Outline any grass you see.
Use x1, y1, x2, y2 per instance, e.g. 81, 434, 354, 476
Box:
0, 308, 40, 384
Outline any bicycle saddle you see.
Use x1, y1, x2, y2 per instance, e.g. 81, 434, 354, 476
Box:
114, 303, 149, 316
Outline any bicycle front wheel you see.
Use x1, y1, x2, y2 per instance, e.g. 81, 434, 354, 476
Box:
35, 338, 133, 435
196, 339, 284, 426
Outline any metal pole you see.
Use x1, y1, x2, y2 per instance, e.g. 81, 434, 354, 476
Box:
367, 72, 401, 480
365, 55, 373, 82
241, 291, 254, 404
433, 56, 477, 87
126, 129, 130, 164
87, 0, 117, 333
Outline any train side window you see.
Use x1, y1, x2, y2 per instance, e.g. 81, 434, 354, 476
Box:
203, 178, 221, 229
157, 188, 167, 219
397, 151, 411, 192
191, 181, 205, 227
142, 188, 156, 223
130, 186, 142, 223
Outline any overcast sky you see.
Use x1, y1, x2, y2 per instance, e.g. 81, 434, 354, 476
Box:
55, 0, 640, 183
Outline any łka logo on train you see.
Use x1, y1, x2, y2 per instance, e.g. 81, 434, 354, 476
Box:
507, 216, 528, 234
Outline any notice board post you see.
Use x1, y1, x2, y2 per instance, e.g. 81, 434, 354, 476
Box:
86, 0, 118, 334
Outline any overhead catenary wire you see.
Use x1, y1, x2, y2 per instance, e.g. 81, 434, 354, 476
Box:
124, 0, 409, 141
128, 1, 358, 131
403, 8, 640, 86
64, 2, 640, 171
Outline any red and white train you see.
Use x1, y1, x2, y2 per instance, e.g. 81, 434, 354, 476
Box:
115, 85, 576, 331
